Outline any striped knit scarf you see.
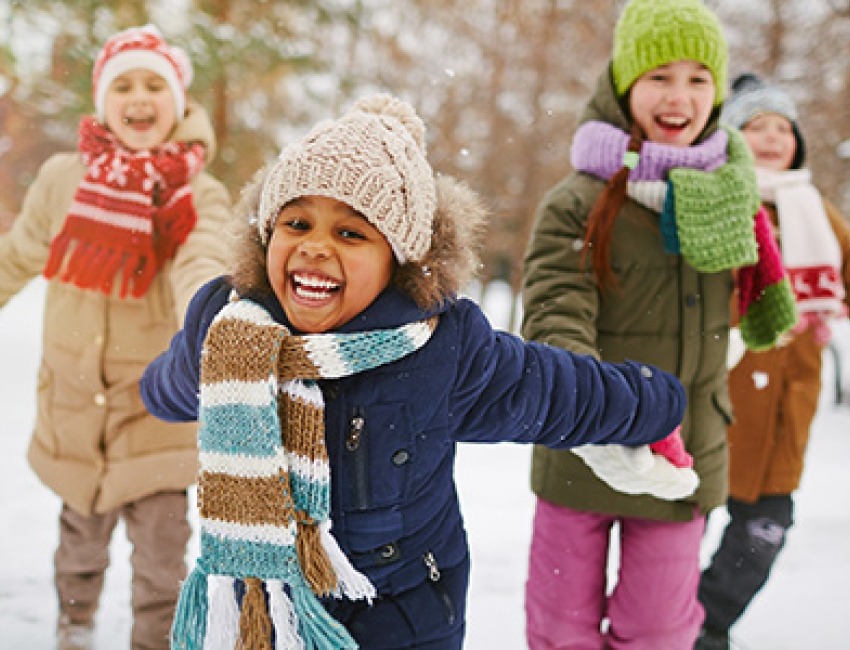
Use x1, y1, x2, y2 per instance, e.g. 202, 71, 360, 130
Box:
756, 168, 845, 318
171, 298, 437, 650
43, 116, 204, 297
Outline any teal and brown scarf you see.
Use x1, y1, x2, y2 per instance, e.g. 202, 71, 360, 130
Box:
171, 297, 437, 650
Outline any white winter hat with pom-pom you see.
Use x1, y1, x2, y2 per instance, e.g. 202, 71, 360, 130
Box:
92, 25, 193, 122
256, 94, 437, 263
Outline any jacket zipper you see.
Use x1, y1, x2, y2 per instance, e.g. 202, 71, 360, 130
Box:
346, 408, 370, 509
423, 551, 456, 624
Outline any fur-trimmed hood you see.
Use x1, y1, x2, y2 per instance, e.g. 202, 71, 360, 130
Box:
228, 165, 487, 311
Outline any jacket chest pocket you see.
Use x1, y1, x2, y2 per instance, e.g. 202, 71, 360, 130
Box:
340, 402, 413, 511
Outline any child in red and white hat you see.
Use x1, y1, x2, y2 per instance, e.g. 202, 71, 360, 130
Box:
0, 24, 231, 649
92, 24, 193, 124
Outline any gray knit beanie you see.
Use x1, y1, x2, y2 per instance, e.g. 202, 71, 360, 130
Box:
721, 73, 805, 168
256, 94, 436, 263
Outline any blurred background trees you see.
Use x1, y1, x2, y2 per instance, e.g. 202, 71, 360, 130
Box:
3, 0, 850, 326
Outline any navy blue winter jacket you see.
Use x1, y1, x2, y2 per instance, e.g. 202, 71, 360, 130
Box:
141, 276, 685, 597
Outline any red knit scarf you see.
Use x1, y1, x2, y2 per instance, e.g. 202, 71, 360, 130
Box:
43, 117, 205, 297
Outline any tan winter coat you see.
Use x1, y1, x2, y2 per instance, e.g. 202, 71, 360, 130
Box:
728, 200, 850, 502
0, 101, 231, 515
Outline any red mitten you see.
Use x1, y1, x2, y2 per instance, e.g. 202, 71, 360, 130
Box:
649, 426, 693, 468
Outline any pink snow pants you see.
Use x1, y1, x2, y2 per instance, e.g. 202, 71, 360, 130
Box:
525, 498, 705, 650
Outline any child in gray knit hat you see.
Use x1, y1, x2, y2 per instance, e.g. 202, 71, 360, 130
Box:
140, 93, 693, 649
696, 73, 850, 650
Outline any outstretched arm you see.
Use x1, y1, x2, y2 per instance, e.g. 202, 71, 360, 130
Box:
451, 302, 685, 448
141, 276, 231, 421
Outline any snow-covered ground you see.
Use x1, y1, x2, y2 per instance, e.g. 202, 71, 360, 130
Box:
2, 279, 849, 649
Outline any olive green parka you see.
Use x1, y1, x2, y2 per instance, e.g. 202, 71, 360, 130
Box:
522, 65, 735, 521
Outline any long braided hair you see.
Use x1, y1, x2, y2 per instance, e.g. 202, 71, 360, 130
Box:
581, 122, 645, 291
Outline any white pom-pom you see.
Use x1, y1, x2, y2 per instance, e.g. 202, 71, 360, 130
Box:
352, 94, 426, 149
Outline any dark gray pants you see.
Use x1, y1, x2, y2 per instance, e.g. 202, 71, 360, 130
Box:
698, 495, 794, 633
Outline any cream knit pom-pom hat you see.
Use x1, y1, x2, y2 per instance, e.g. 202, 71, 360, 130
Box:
256, 94, 436, 263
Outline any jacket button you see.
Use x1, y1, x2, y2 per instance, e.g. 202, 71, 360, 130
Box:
685, 294, 699, 307
380, 543, 398, 559
94, 393, 106, 406
391, 450, 410, 466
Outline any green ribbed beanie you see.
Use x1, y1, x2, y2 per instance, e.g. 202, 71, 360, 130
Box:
613, 0, 728, 105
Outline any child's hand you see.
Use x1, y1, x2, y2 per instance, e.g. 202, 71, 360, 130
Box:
649, 426, 693, 468
792, 312, 834, 346
571, 438, 699, 501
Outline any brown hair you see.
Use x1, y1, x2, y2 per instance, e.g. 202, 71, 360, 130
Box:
581, 123, 645, 291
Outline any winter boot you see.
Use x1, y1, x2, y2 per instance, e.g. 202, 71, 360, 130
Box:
694, 625, 730, 650
57, 614, 94, 650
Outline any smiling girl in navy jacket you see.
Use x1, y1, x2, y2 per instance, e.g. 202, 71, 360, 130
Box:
141, 94, 692, 650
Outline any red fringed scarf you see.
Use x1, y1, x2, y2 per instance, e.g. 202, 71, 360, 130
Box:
43, 117, 205, 297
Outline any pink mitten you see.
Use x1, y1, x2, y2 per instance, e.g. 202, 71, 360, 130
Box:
792, 312, 834, 346
649, 426, 693, 469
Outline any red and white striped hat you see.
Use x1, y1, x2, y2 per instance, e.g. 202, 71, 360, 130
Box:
92, 25, 192, 122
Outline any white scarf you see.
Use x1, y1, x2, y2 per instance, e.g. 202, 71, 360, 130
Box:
756, 168, 844, 316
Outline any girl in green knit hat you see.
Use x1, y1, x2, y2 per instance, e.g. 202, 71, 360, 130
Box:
521, 0, 797, 647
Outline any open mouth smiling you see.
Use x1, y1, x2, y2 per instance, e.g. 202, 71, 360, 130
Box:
123, 115, 155, 127
656, 115, 690, 130
291, 272, 341, 300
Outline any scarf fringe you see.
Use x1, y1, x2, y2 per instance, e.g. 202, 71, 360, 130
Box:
170, 567, 209, 650
290, 583, 359, 650
43, 231, 155, 298
296, 519, 338, 596
267, 580, 306, 650
238, 577, 273, 649
319, 521, 376, 603
236, 577, 359, 650
173, 569, 361, 649
203, 576, 240, 650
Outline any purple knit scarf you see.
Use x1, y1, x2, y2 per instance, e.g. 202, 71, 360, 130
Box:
570, 121, 728, 180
